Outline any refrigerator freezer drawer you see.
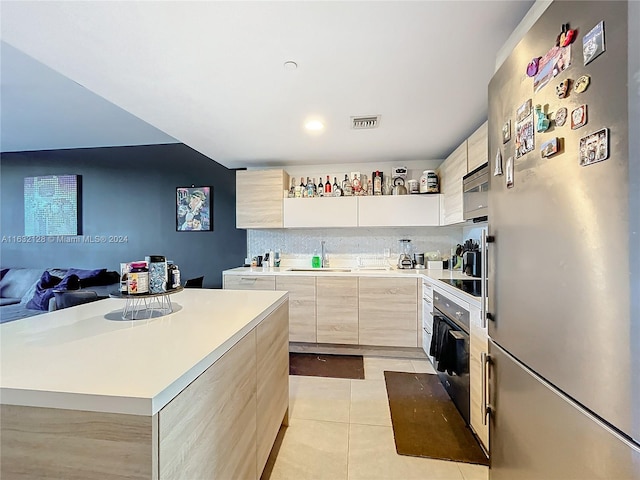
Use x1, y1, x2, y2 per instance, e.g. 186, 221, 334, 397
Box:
489, 340, 640, 480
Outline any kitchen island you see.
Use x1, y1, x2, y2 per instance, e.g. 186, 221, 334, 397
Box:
0, 288, 289, 480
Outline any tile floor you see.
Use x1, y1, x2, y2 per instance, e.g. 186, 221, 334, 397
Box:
262, 356, 489, 480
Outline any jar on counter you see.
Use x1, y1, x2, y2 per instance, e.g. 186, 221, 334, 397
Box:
146, 255, 167, 293
168, 262, 181, 289
128, 262, 149, 294
420, 170, 439, 193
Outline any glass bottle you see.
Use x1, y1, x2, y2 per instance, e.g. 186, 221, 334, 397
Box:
307, 177, 314, 198
342, 174, 353, 196
332, 177, 340, 196
289, 177, 296, 198
325, 175, 332, 194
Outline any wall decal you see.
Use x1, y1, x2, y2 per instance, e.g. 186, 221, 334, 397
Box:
506, 156, 514, 189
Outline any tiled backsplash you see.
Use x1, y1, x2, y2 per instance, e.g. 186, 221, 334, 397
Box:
247, 226, 467, 265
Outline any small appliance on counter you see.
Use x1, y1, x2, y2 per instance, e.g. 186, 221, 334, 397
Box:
460, 239, 481, 277
397, 239, 414, 269
413, 253, 425, 269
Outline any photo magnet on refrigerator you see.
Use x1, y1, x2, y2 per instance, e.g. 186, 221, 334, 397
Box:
579, 128, 609, 167
583, 21, 605, 65
571, 104, 587, 129
494, 149, 504, 176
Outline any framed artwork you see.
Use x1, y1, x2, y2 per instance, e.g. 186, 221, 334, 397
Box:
176, 186, 212, 231
24, 174, 81, 235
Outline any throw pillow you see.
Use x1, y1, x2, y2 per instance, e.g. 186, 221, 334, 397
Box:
26, 272, 62, 311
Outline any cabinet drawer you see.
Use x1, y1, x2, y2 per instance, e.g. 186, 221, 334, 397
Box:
224, 275, 276, 291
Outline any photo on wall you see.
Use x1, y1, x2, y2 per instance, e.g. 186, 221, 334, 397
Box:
176, 186, 212, 231
24, 174, 81, 236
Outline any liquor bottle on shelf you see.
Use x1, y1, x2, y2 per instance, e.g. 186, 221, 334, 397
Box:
342, 174, 353, 196
332, 177, 340, 196
324, 176, 332, 194
373, 171, 383, 196
289, 177, 296, 198
307, 177, 314, 198
367, 179, 373, 196
318, 178, 324, 197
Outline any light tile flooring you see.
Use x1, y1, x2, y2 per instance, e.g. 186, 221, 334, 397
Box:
262, 356, 489, 480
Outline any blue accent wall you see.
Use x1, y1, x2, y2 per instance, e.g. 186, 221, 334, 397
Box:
0, 144, 245, 288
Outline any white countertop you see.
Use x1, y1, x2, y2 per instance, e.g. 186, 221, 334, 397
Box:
224, 266, 481, 306
0, 289, 288, 416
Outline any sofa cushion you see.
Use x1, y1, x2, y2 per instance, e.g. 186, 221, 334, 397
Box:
0, 297, 21, 306
0, 268, 44, 300
25, 272, 63, 311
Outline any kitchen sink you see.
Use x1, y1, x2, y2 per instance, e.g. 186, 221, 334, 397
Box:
287, 268, 352, 272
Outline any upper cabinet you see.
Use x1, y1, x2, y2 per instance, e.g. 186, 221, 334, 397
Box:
438, 141, 467, 225
236, 169, 289, 229
438, 120, 488, 226
358, 195, 440, 227
284, 197, 358, 228
467, 121, 488, 172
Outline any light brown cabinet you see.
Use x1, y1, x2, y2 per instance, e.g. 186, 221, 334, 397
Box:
256, 301, 290, 474
467, 121, 488, 172
358, 277, 418, 347
316, 276, 358, 344
236, 169, 289, 228
469, 304, 489, 452
223, 274, 276, 291
438, 141, 467, 225
275, 276, 316, 343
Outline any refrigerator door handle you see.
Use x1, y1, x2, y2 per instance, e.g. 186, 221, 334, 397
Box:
481, 230, 488, 328
481, 351, 492, 425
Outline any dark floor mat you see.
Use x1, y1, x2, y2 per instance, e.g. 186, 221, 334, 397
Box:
289, 353, 365, 379
384, 371, 489, 466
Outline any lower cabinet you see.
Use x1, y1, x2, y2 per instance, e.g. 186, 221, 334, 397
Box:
469, 305, 489, 451
159, 300, 289, 480
316, 276, 358, 344
275, 276, 316, 343
256, 301, 290, 474
358, 277, 418, 347
223, 274, 276, 291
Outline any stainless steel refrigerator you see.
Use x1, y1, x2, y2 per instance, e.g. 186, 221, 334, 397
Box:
485, 1, 640, 478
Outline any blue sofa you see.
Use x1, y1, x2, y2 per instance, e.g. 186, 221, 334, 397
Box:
0, 267, 119, 324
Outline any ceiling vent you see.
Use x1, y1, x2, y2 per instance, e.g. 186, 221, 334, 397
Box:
351, 115, 380, 129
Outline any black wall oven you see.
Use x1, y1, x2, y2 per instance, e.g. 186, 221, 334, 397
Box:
430, 290, 471, 425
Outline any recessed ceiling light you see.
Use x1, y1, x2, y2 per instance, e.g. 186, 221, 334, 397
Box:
305, 120, 324, 131
283, 61, 298, 70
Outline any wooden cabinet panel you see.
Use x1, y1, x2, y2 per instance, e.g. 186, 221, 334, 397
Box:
0, 405, 154, 480
357, 195, 440, 227
316, 276, 358, 344
224, 275, 276, 291
469, 305, 489, 451
358, 277, 418, 347
284, 197, 358, 228
438, 141, 467, 225
275, 276, 316, 342
159, 330, 257, 480
256, 301, 289, 476
236, 169, 289, 229
467, 121, 489, 172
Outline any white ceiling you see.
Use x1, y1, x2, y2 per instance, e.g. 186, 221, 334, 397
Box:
0, 1, 534, 169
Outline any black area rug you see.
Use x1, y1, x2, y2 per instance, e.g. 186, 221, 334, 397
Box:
384, 371, 489, 466
289, 353, 365, 379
